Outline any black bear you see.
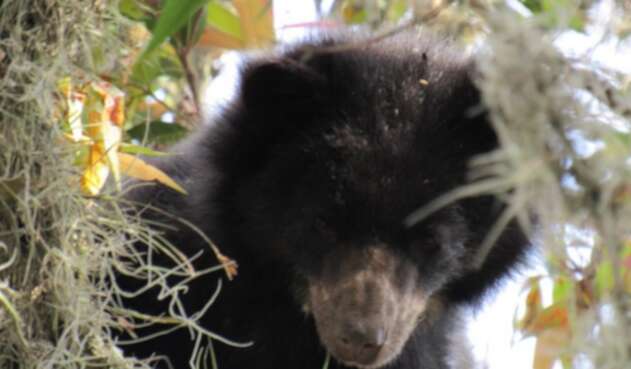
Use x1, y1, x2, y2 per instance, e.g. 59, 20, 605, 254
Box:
117, 32, 530, 369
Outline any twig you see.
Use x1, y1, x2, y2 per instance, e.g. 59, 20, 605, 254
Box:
176, 48, 201, 120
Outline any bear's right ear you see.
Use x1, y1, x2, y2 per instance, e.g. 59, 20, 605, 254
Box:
240, 58, 328, 113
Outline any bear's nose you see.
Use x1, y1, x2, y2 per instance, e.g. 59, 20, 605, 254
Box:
339, 326, 386, 360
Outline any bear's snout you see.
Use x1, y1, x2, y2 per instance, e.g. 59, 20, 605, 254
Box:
307, 246, 428, 368
333, 320, 387, 366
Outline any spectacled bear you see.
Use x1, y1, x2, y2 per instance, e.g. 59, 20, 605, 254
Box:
117, 32, 530, 369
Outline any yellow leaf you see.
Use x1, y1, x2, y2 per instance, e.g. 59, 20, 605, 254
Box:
197, 0, 273, 50
111, 93, 125, 126
57, 77, 86, 141
136, 100, 169, 120
517, 278, 543, 331
118, 152, 187, 195
233, 0, 274, 47
197, 27, 245, 49
81, 145, 110, 196
84, 82, 125, 188
533, 328, 570, 369
527, 304, 569, 334
62, 132, 92, 144
620, 241, 631, 293
57, 77, 72, 97
341, 2, 367, 24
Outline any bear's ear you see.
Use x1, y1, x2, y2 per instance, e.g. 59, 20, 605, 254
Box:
240, 58, 328, 113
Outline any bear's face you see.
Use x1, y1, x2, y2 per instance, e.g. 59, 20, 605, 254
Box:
293, 203, 469, 368
226, 37, 490, 368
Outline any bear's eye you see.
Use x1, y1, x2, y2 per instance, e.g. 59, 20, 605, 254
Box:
314, 217, 336, 242
314, 218, 326, 231
411, 239, 442, 256
403, 232, 443, 260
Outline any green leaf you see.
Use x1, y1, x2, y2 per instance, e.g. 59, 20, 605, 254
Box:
612, 131, 631, 146
568, 14, 586, 32
207, 2, 243, 39
127, 121, 188, 145
143, 0, 209, 56
130, 43, 182, 86
595, 260, 615, 297
342, 2, 367, 25
131, 49, 163, 85
173, 5, 208, 48
386, 0, 408, 21
120, 143, 173, 157
520, 0, 543, 13
552, 276, 571, 303
119, 0, 149, 20
541, 0, 586, 32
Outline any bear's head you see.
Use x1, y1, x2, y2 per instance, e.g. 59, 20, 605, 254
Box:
214, 35, 498, 368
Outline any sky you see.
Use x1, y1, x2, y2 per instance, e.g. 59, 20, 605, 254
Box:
203, 1, 631, 368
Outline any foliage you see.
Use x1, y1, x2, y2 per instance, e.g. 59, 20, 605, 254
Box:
474, 4, 631, 369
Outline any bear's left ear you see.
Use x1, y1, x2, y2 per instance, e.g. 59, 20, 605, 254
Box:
239, 58, 328, 114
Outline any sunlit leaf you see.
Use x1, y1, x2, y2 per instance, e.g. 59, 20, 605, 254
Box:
81, 145, 110, 196
131, 42, 181, 85
84, 82, 125, 188
622, 240, 631, 259
197, 27, 245, 49
342, 1, 367, 24
386, 0, 408, 21
118, 152, 187, 194
119, 0, 151, 20
595, 260, 614, 297
528, 304, 569, 334
196, 0, 273, 49
519, 0, 543, 13
136, 100, 169, 120
552, 276, 572, 303
517, 277, 542, 332
621, 241, 631, 293
207, 2, 243, 39
233, 0, 274, 47
533, 328, 570, 369
58, 77, 86, 141
173, 4, 208, 48
127, 23, 152, 48
541, 0, 585, 31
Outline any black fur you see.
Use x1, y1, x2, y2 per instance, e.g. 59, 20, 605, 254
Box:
117, 33, 530, 369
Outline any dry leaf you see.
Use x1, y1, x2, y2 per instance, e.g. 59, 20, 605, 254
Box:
85, 82, 125, 187
81, 145, 110, 196
517, 278, 543, 331
118, 152, 187, 194
198, 27, 244, 49
533, 328, 571, 369
233, 0, 274, 47
527, 304, 570, 334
